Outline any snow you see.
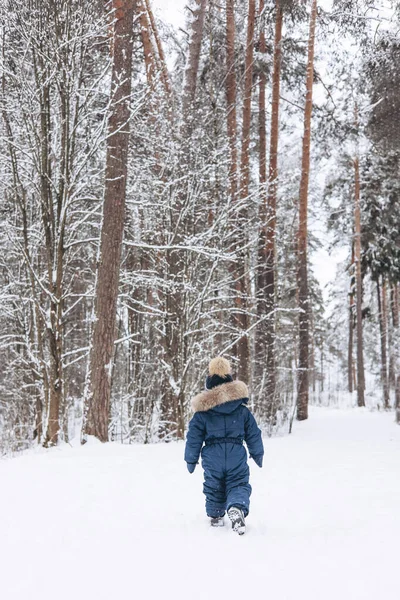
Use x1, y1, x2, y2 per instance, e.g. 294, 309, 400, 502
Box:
152, 0, 186, 32
1, 407, 399, 600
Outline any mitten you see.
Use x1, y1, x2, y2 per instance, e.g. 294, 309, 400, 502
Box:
186, 462, 196, 474
252, 455, 263, 468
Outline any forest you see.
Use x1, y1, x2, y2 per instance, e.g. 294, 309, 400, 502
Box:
0, 0, 399, 453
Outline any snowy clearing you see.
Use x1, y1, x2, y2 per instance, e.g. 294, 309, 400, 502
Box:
1, 407, 399, 600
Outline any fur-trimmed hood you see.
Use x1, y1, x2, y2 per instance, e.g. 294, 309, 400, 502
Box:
191, 380, 249, 413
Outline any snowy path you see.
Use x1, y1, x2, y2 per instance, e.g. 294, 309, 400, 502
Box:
1, 408, 399, 600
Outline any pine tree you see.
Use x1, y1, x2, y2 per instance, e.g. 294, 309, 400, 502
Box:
297, 0, 317, 421
353, 108, 366, 408
257, 0, 284, 418
235, 0, 256, 383
84, 0, 135, 442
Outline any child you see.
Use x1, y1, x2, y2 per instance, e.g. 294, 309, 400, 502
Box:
184, 357, 264, 535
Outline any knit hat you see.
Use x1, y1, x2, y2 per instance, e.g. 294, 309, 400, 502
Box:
205, 357, 233, 390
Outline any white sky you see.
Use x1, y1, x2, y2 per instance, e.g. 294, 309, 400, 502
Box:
152, 0, 187, 31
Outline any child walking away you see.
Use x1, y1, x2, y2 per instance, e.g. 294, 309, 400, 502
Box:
184, 357, 264, 535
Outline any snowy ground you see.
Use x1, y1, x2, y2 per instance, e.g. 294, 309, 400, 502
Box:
1, 407, 399, 600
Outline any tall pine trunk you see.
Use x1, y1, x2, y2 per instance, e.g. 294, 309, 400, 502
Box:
392, 284, 400, 423
236, 0, 256, 383
181, 0, 208, 133
144, 0, 172, 98
388, 283, 396, 390
377, 277, 390, 409
297, 0, 317, 421
84, 0, 135, 442
138, 0, 157, 87
225, 0, 242, 369
353, 105, 365, 408
256, 0, 267, 394
348, 241, 355, 393
258, 0, 283, 417
226, 0, 238, 201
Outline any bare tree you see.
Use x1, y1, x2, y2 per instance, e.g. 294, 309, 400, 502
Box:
159, 0, 208, 439
0, 0, 110, 447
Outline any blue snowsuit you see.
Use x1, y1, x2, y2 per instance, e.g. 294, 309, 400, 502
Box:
184, 379, 264, 518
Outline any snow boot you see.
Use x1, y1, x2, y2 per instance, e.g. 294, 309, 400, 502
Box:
228, 506, 246, 535
210, 516, 225, 527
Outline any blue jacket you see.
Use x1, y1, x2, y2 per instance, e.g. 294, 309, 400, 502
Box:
184, 380, 264, 466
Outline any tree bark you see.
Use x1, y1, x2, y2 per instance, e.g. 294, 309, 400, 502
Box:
297, 0, 317, 421
236, 0, 256, 383
145, 0, 172, 98
225, 0, 243, 376
392, 284, 400, 423
388, 283, 396, 390
348, 241, 355, 393
33, 49, 65, 446
181, 0, 208, 132
84, 0, 135, 442
226, 0, 238, 201
377, 277, 390, 409
353, 104, 365, 408
256, 0, 267, 396
258, 0, 283, 416
138, 0, 157, 87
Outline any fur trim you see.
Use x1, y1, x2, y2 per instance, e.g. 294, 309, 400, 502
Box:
209, 357, 231, 377
192, 380, 248, 413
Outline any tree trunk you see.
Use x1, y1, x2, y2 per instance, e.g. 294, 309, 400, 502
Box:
225, 0, 243, 373
236, 0, 256, 383
353, 105, 365, 407
138, 0, 157, 87
181, 0, 208, 131
84, 0, 135, 442
388, 283, 396, 390
348, 241, 355, 393
144, 0, 172, 98
297, 0, 317, 421
377, 278, 390, 409
256, 0, 267, 395
32, 49, 66, 446
392, 284, 400, 423
226, 0, 238, 201
258, 0, 283, 416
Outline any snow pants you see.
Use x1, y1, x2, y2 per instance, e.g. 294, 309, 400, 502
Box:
201, 442, 252, 518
